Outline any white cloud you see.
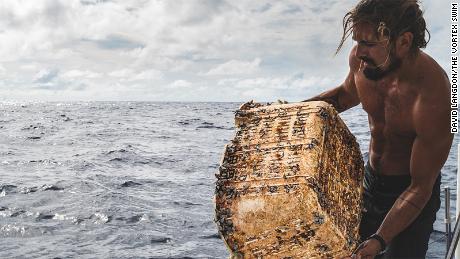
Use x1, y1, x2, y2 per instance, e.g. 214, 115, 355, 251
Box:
61, 69, 102, 79
0, 65, 5, 76
108, 69, 134, 78
211, 72, 339, 102
33, 68, 59, 83
108, 69, 163, 81
20, 64, 40, 71
169, 80, 192, 89
215, 73, 337, 97
205, 58, 261, 76
234, 75, 334, 90
133, 69, 163, 80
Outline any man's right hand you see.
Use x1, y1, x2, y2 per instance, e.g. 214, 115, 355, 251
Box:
277, 99, 288, 104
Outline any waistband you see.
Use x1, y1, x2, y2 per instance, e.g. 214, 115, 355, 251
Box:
362, 160, 441, 216
363, 161, 441, 196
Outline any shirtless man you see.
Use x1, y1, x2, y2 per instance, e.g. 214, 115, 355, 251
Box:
304, 0, 454, 258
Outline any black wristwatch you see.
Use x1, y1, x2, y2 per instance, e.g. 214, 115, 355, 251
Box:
367, 233, 387, 253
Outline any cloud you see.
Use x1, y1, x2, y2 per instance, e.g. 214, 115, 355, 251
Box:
133, 69, 164, 81
80, 0, 113, 6
282, 4, 302, 15
31, 68, 90, 91
169, 80, 192, 89
212, 72, 339, 102
0, 65, 5, 76
253, 3, 272, 13
219, 73, 335, 91
205, 58, 261, 76
85, 34, 145, 50
61, 69, 102, 79
33, 68, 59, 83
108, 69, 163, 81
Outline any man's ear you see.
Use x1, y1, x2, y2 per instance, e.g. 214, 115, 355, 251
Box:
396, 31, 414, 55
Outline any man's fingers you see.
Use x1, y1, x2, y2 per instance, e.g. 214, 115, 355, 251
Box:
352, 242, 366, 255
277, 99, 288, 104
347, 241, 375, 259
355, 247, 375, 259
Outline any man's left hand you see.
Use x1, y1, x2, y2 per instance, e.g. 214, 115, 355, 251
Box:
342, 238, 382, 259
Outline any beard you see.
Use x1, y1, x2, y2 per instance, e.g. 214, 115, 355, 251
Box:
361, 54, 402, 81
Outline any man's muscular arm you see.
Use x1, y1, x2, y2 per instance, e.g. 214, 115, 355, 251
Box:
303, 47, 360, 113
375, 78, 454, 246
302, 85, 357, 113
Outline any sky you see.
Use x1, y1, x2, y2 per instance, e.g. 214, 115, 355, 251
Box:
0, 0, 450, 102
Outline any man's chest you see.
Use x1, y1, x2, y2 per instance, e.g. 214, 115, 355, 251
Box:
355, 76, 417, 135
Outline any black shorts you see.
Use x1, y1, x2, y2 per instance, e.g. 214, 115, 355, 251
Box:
359, 161, 441, 259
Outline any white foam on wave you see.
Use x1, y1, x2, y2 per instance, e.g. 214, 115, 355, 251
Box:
0, 210, 10, 217
140, 214, 149, 222
0, 224, 26, 237
53, 213, 77, 222
91, 213, 110, 224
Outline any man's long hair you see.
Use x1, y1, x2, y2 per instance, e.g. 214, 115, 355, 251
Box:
336, 0, 430, 55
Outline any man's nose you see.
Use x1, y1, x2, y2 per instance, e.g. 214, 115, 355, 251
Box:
355, 44, 367, 58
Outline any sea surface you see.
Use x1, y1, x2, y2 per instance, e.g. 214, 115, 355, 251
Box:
0, 102, 458, 258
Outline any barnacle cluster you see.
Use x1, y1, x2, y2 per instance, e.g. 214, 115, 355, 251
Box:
215, 101, 364, 258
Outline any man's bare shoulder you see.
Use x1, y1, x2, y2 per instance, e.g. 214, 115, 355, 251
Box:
415, 51, 450, 100
412, 51, 451, 136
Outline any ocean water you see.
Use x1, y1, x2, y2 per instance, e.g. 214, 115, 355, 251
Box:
0, 102, 457, 259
